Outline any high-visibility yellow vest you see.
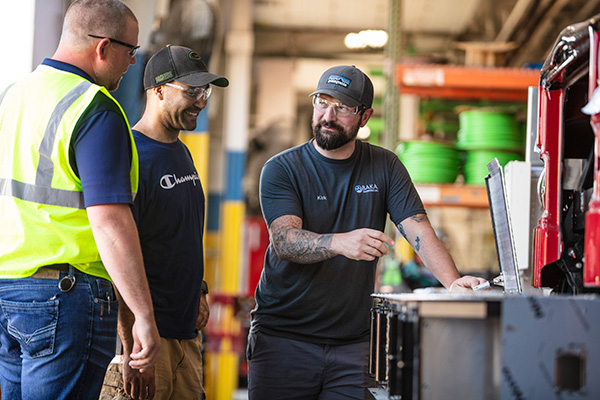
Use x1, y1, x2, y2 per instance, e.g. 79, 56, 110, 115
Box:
0, 65, 139, 280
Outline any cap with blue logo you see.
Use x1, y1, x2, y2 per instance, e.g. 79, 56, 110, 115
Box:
309, 65, 373, 109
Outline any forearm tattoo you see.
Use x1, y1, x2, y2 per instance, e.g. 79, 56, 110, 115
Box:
397, 223, 407, 239
397, 214, 427, 253
270, 215, 336, 263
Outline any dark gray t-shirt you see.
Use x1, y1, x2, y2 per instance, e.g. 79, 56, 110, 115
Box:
252, 139, 425, 345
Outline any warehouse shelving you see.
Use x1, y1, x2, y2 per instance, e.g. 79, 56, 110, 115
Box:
396, 63, 539, 207
396, 63, 540, 102
415, 183, 489, 208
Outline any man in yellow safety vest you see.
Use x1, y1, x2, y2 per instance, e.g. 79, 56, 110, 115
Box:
0, 1, 159, 398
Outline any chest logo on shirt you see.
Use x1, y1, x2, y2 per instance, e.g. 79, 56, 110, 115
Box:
160, 172, 200, 189
355, 184, 379, 194
317, 195, 327, 201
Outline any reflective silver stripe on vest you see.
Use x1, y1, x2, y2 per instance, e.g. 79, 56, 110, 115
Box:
0, 178, 85, 209
37, 81, 92, 186
1, 81, 92, 209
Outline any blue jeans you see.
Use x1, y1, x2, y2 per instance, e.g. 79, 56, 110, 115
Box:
247, 331, 374, 400
0, 267, 118, 400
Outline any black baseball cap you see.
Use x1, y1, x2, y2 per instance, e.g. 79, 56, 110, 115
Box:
309, 65, 373, 108
143, 45, 229, 90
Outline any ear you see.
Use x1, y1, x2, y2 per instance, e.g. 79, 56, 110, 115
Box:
360, 108, 374, 127
153, 86, 164, 100
93, 38, 111, 61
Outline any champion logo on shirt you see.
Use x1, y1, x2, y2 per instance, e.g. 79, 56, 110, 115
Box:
317, 195, 327, 200
354, 184, 379, 193
160, 172, 200, 189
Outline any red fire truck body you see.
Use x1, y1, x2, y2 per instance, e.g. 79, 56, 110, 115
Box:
534, 14, 600, 292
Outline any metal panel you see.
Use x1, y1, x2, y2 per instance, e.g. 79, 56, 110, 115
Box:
371, 293, 600, 399
486, 158, 523, 293
420, 315, 500, 400
501, 296, 600, 399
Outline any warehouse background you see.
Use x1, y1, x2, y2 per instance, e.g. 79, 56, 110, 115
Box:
3, 0, 600, 398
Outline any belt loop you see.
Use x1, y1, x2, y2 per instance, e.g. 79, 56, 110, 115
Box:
68, 264, 75, 280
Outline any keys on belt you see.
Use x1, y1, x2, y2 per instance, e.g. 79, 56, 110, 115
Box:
58, 274, 76, 292
31, 264, 76, 292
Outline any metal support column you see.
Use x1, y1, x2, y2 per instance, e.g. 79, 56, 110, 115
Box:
205, 0, 254, 399
383, 0, 402, 150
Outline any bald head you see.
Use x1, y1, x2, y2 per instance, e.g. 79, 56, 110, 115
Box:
60, 0, 138, 50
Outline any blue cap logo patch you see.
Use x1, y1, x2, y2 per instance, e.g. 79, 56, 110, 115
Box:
327, 74, 351, 88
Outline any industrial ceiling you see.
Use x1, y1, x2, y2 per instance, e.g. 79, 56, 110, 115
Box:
250, 0, 600, 67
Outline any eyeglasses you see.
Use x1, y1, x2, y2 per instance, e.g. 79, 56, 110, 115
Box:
88, 34, 140, 58
165, 82, 212, 101
312, 95, 362, 116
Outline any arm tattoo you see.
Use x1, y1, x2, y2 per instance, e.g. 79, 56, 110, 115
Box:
397, 213, 427, 252
397, 223, 407, 239
411, 214, 426, 252
270, 215, 336, 263
410, 214, 427, 223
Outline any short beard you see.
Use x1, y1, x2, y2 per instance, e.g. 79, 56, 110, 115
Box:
312, 119, 359, 150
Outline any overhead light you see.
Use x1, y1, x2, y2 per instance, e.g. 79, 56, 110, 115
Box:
344, 30, 389, 49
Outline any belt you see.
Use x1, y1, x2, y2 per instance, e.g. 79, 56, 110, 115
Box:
31, 264, 71, 280
31, 264, 77, 292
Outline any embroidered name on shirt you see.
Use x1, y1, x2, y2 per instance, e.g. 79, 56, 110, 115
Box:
317, 195, 327, 201
355, 184, 379, 193
160, 172, 200, 189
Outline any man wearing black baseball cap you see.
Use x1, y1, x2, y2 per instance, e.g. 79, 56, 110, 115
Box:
310, 64, 374, 108
102, 45, 228, 400
143, 44, 229, 90
248, 65, 486, 399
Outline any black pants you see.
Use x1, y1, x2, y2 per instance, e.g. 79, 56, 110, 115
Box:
247, 331, 374, 400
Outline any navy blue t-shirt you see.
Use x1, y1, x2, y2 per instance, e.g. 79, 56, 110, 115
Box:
42, 59, 133, 207
252, 139, 425, 345
131, 130, 205, 339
